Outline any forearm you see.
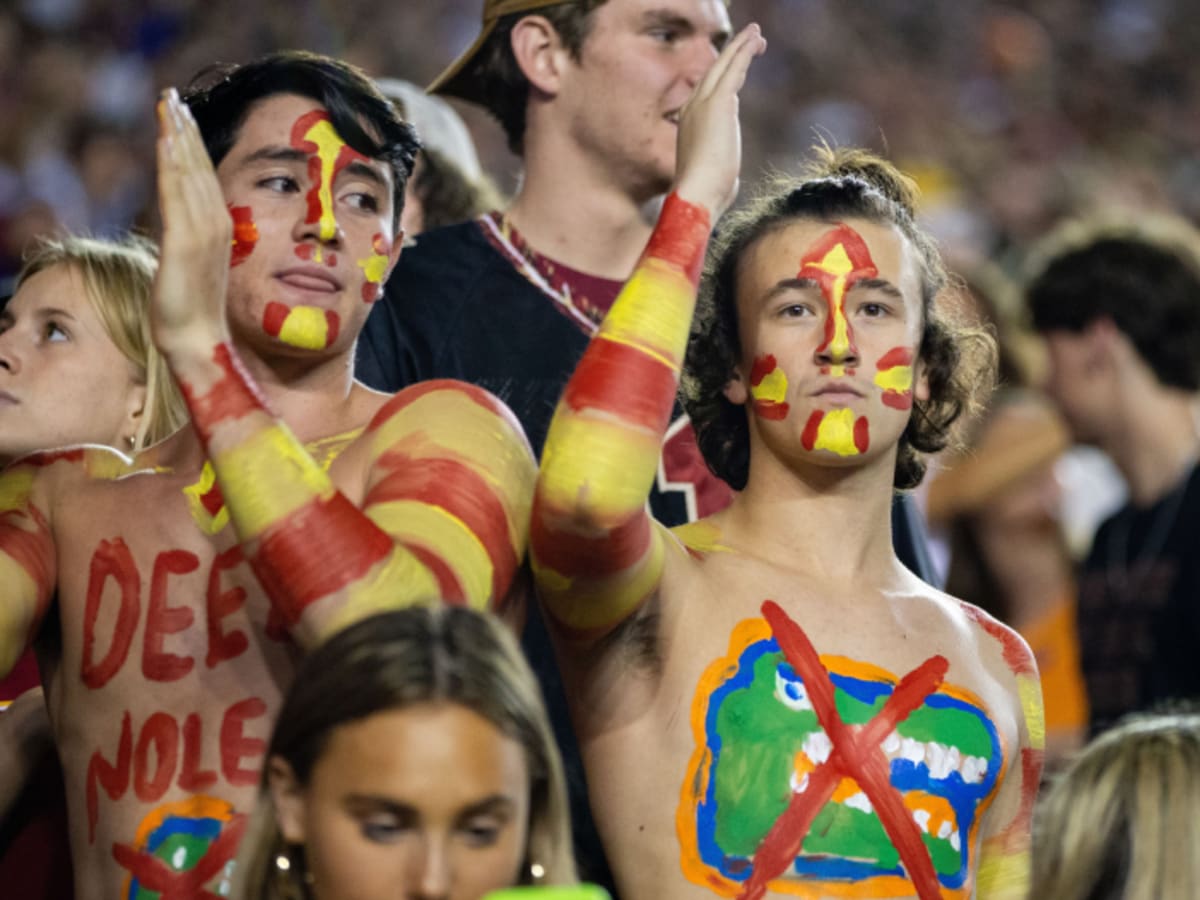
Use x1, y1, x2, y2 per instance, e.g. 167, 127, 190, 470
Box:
533, 194, 710, 631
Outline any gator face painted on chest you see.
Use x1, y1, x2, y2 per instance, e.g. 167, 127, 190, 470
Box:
679, 604, 1005, 899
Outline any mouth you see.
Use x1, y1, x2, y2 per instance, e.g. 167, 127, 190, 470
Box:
274, 267, 343, 294
812, 384, 864, 400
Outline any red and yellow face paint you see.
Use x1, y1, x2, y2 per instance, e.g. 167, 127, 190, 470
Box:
875, 347, 915, 410
357, 233, 392, 303
749, 355, 790, 420
262, 302, 340, 351
228, 205, 258, 267
289, 110, 369, 248
799, 224, 877, 377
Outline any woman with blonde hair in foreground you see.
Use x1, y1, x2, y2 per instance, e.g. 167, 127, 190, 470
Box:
1031, 711, 1200, 900
234, 606, 577, 900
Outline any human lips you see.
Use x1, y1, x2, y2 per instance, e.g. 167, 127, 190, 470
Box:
275, 267, 343, 294
811, 381, 864, 400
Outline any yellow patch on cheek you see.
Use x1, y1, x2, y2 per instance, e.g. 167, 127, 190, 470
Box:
874, 365, 914, 393
814, 408, 861, 457
750, 366, 788, 405
277, 307, 330, 350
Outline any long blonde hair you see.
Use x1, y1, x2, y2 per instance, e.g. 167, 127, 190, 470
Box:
1031, 712, 1200, 900
17, 234, 186, 450
234, 606, 577, 899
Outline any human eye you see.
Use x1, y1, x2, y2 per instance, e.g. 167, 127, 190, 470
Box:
344, 190, 381, 213
44, 320, 70, 342
257, 174, 299, 193
459, 814, 505, 847
778, 302, 813, 319
359, 812, 406, 843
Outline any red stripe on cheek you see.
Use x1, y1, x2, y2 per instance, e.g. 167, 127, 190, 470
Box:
801, 411, 824, 450
645, 193, 711, 284
854, 415, 870, 452
876, 347, 913, 370
563, 339, 678, 433
263, 303, 288, 338
228, 206, 258, 267
531, 497, 652, 579
366, 455, 518, 601
249, 493, 394, 626
179, 344, 267, 448
753, 401, 789, 420
881, 391, 912, 411
324, 311, 340, 345
750, 354, 777, 385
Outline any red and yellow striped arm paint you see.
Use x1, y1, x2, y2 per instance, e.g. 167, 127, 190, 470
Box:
532, 193, 711, 637
182, 345, 535, 645
963, 604, 1046, 899
0, 462, 57, 677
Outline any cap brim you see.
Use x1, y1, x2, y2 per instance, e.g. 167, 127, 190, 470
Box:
426, 20, 498, 103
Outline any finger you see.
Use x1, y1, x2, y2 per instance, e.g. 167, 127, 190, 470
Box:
691, 23, 763, 102
155, 93, 186, 228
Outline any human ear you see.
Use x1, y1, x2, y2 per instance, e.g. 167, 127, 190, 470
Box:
723, 367, 749, 406
913, 358, 931, 404
119, 382, 148, 450
267, 756, 307, 844
511, 15, 569, 96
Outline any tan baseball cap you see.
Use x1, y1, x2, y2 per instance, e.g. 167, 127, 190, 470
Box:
427, 0, 567, 101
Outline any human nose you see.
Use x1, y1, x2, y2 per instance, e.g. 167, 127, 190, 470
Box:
407, 835, 451, 900
682, 37, 721, 88
814, 305, 860, 367
293, 195, 344, 249
0, 328, 20, 375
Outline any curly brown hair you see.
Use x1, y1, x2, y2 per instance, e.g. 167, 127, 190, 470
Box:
681, 147, 996, 491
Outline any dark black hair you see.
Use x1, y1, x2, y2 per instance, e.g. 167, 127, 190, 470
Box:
183, 50, 420, 225
1025, 221, 1200, 391
682, 147, 996, 491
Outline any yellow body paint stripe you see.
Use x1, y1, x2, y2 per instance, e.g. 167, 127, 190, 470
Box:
278, 306, 330, 350
815, 408, 861, 456
214, 428, 334, 538
597, 259, 694, 365
327, 549, 443, 635
817, 243, 854, 359
874, 365, 914, 393
540, 411, 661, 520
672, 520, 733, 555
0, 558, 37, 675
366, 500, 495, 609
182, 463, 229, 535
358, 250, 389, 286
1017, 673, 1046, 751
976, 847, 1030, 899
0, 470, 35, 513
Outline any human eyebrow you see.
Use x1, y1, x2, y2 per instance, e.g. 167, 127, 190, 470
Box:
342, 794, 417, 820
456, 795, 517, 821
641, 10, 695, 33
849, 277, 905, 300
340, 160, 389, 190
760, 277, 821, 304
239, 146, 309, 168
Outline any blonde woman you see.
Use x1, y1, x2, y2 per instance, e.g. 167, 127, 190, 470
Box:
235, 606, 577, 900
0, 233, 185, 464
1032, 712, 1200, 900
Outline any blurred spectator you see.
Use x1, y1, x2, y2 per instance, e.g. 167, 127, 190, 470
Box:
1031, 710, 1200, 900
1025, 215, 1200, 734
375, 77, 504, 237
927, 267, 1088, 764
232, 607, 577, 900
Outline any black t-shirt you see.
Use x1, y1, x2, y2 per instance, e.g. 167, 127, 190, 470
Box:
1078, 463, 1200, 733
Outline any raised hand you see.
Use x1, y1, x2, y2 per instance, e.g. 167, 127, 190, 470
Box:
674, 23, 767, 220
152, 88, 232, 360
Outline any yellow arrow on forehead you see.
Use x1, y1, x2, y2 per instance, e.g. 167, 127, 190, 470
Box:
303, 117, 348, 242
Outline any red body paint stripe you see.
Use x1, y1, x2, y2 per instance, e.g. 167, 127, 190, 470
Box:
180, 344, 269, 448
960, 604, 1036, 675
199, 484, 224, 518
366, 379, 513, 432
295, 245, 314, 261
881, 391, 913, 411
531, 497, 652, 582
749, 354, 778, 386
739, 601, 949, 900
365, 454, 517, 601
562, 338, 678, 433
249, 493, 394, 626
801, 411, 824, 450
112, 812, 246, 899
404, 543, 466, 605
18, 448, 85, 468
876, 347, 914, 370
644, 193, 711, 284
854, 415, 870, 452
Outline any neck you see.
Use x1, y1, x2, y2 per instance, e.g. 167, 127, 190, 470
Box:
508, 128, 664, 278
231, 338, 365, 444
722, 448, 904, 586
1104, 386, 1199, 506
